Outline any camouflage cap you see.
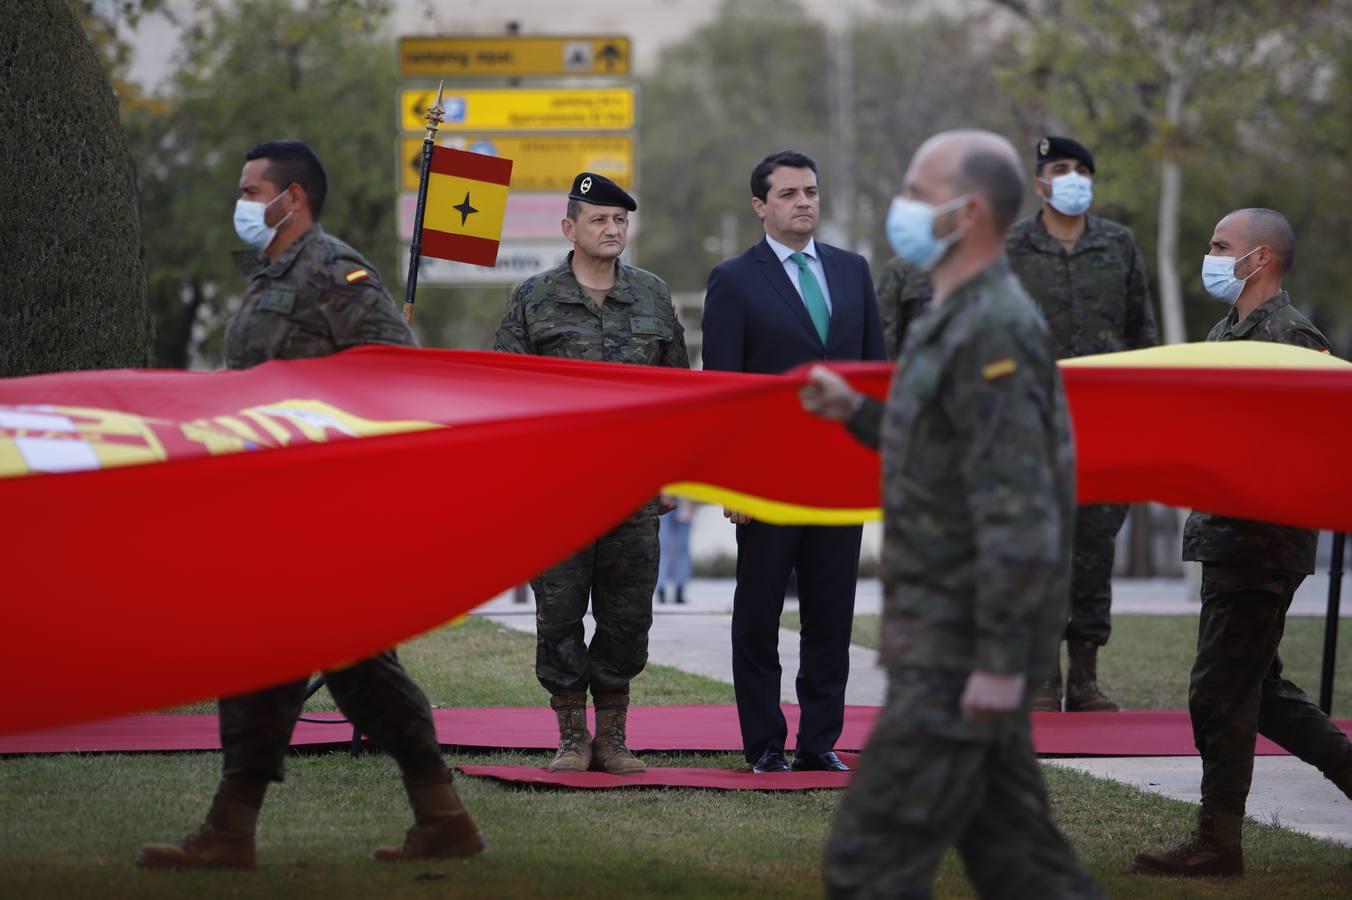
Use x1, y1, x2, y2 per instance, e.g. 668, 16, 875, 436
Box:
568, 172, 636, 211
1036, 136, 1095, 174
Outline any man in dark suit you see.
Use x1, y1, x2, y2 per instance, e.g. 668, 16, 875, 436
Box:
702, 150, 886, 773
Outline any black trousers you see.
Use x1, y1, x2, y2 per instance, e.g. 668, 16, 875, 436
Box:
732, 521, 861, 763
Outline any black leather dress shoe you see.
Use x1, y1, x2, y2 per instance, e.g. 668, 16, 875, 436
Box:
790, 751, 850, 772
751, 749, 791, 773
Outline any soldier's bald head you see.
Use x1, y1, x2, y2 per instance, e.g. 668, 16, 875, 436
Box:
1226, 208, 1296, 275
909, 130, 1024, 232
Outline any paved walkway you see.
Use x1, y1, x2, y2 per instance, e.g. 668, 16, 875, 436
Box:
475, 576, 1351, 846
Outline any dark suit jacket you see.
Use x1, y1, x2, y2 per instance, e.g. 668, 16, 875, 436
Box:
702, 238, 886, 373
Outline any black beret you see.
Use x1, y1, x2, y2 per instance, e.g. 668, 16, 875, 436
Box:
568, 172, 636, 211
1036, 136, 1095, 174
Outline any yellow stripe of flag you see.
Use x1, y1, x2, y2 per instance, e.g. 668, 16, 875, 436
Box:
424, 173, 509, 241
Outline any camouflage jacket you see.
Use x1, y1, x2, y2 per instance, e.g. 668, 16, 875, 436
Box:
493, 253, 689, 368
1182, 291, 1330, 574
1006, 213, 1157, 359
874, 255, 934, 362
847, 258, 1075, 680
224, 225, 414, 369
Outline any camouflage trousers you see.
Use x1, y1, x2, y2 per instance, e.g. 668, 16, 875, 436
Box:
1066, 502, 1128, 646
1191, 563, 1352, 815
220, 650, 444, 783
823, 668, 1103, 899
532, 500, 659, 697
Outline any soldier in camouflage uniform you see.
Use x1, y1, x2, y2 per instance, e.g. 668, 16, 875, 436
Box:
1008, 136, 1158, 714
874, 254, 933, 361
494, 172, 688, 775
802, 130, 1102, 899
1131, 209, 1352, 879
138, 141, 484, 871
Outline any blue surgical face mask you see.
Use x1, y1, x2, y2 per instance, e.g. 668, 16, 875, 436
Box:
233, 190, 292, 250
884, 194, 969, 271
1202, 246, 1264, 303
1040, 172, 1093, 216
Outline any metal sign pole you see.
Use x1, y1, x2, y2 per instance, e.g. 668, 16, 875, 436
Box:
1319, 532, 1346, 715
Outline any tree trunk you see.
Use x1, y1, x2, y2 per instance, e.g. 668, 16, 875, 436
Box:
0, 0, 153, 376
1155, 74, 1188, 345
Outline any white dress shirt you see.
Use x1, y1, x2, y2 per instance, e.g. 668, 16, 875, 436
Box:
764, 233, 834, 314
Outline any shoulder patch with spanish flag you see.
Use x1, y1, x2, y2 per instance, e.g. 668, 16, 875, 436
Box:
982, 357, 1018, 381
344, 268, 370, 284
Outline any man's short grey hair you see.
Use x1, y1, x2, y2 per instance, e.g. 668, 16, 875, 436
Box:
1236, 207, 1296, 274
955, 150, 1024, 232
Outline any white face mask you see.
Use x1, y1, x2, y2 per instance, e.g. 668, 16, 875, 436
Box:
1201, 246, 1264, 303
1040, 172, 1093, 216
233, 190, 292, 250
884, 194, 969, 271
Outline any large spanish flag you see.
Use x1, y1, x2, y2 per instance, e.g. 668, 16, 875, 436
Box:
419, 146, 513, 266
0, 343, 1348, 733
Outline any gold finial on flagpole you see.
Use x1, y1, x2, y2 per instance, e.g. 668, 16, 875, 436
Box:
404, 81, 448, 326
424, 80, 446, 141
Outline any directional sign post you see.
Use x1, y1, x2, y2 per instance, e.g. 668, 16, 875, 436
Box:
401, 241, 573, 286
400, 36, 630, 78
397, 33, 637, 286
400, 136, 633, 193
401, 88, 634, 133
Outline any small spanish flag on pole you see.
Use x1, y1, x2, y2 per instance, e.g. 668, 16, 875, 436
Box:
419, 147, 513, 267
402, 82, 514, 324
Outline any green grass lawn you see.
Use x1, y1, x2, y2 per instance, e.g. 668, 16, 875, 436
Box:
4, 617, 1350, 898
781, 611, 1351, 718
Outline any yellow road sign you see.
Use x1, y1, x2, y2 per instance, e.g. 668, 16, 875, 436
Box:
401, 136, 633, 193
400, 36, 630, 78
400, 88, 635, 133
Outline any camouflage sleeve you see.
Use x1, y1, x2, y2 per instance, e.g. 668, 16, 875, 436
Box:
944, 324, 1067, 675
845, 397, 883, 450
661, 284, 691, 369
875, 259, 903, 362
493, 282, 535, 355
323, 276, 417, 350
1124, 238, 1158, 349
665, 318, 691, 368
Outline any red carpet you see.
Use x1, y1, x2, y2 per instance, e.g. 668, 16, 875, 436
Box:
455, 754, 862, 791
3, 706, 1349, 757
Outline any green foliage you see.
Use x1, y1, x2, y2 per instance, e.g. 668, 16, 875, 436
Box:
0, 0, 154, 376
636, 2, 1045, 290
994, 0, 1352, 346
118, 0, 399, 367
636, 0, 830, 291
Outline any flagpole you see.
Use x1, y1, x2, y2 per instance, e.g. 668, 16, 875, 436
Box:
403, 81, 446, 326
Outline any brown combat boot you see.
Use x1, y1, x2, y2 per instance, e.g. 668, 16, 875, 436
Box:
1129, 807, 1244, 877
547, 692, 592, 773
1065, 639, 1120, 712
1030, 654, 1063, 713
372, 767, 486, 862
591, 692, 646, 774
136, 777, 262, 870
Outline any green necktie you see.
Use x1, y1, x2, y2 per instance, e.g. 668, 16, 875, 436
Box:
790, 251, 830, 345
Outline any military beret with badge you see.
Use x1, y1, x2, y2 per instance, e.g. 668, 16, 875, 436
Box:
1036, 136, 1095, 174
568, 172, 637, 212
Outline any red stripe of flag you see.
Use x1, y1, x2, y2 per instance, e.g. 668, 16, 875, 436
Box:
421, 229, 501, 267
428, 146, 513, 186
